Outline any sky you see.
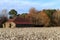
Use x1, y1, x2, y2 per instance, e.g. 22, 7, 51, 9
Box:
0, 0, 60, 14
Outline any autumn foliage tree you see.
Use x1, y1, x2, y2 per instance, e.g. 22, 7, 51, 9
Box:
43, 9, 56, 26
52, 9, 60, 26
27, 8, 50, 27
27, 8, 38, 25
37, 11, 50, 26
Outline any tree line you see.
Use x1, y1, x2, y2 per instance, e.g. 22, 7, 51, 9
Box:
1, 8, 60, 27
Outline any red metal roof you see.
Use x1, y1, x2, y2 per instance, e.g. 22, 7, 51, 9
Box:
14, 17, 32, 24
14, 22, 32, 24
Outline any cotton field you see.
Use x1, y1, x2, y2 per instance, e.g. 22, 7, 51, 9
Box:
0, 27, 60, 40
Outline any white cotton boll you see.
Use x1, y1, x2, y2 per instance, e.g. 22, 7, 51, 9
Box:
48, 38, 53, 40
